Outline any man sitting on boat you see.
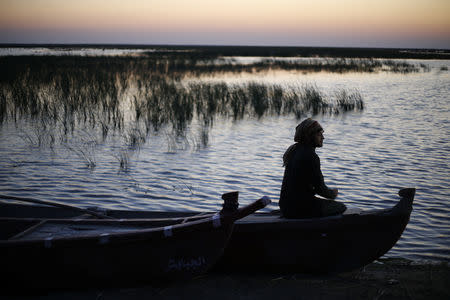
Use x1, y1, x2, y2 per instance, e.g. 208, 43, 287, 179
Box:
279, 118, 346, 218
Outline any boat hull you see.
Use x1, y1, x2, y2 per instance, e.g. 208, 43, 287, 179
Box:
1, 217, 233, 288
219, 211, 411, 273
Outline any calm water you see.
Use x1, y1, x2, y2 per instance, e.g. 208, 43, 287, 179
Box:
0, 51, 449, 263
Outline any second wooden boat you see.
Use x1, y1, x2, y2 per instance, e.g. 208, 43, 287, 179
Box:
0, 192, 271, 288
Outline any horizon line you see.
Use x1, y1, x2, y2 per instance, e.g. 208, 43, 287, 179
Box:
0, 43, 449, 51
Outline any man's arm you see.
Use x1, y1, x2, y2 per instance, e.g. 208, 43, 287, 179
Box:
312, 154, 338, 199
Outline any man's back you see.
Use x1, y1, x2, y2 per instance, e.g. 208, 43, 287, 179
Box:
279, 145, 319, 218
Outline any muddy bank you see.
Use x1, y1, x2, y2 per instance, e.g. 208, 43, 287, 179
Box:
4, 259, 449, 300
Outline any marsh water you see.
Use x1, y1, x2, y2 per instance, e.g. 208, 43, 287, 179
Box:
0, 48, 449, 263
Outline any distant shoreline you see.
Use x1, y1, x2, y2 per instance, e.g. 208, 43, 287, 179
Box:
1, 44, 449, 59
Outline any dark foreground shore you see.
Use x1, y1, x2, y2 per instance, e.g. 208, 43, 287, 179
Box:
4, 259, 449, 300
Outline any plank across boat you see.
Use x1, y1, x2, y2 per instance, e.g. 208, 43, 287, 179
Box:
0, 188, 415, 274
0, 194, 271, 288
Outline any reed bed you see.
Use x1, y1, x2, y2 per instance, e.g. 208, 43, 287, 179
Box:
215, 58, 428, 74
139, 53, 429, 75
0, 55, 365, 156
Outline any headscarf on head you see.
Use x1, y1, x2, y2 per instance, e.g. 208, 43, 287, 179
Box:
283, 118, 322, 166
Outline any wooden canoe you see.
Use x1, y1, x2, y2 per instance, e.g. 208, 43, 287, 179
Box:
0, 193, 271, 288
0, 188, 414, 275
219, 188, 415, 273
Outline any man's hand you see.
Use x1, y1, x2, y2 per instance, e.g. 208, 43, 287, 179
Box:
331, 188, 339, 199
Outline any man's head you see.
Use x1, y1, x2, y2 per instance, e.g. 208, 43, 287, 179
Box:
294, 118, 324, 147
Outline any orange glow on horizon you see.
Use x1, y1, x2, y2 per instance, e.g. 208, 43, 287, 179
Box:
1, 0, 449, 47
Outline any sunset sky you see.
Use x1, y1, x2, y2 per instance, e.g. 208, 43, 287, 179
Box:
1, 0, 449, 48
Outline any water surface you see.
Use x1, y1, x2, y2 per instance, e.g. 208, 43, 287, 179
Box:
0, 52, 449, 263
